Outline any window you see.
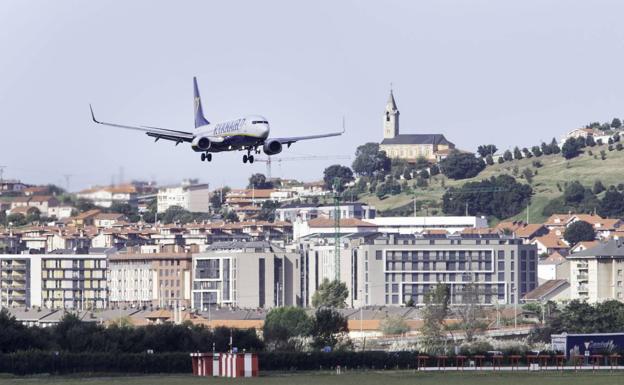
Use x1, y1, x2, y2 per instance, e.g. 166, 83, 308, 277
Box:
376, 251, 383, 260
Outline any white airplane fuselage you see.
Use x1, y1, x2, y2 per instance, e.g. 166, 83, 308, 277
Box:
192, 115, 270, 152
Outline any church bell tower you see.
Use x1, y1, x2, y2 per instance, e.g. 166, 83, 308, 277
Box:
383, 89, 399, 139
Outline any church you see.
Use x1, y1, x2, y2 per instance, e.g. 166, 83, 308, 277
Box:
379, 90, 455, 163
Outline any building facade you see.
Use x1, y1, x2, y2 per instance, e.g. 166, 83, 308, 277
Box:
157, 181, 210, 213
297, 232, 538, 308
40, 250, 112, 309
0, 254, 41, 307
108, 252, 192, 308
191, 241, 301, 310
568, 239, 624, 302
276, 202, 376, 223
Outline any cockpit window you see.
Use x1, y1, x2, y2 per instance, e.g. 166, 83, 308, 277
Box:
252, 120, 269, 124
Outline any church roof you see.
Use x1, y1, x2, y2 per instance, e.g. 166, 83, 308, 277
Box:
381, 134, 452, 146
387, 90, 398, 111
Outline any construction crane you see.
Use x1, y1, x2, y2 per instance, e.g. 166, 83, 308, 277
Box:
253, 155, 351, 179
333, 177, 342, 281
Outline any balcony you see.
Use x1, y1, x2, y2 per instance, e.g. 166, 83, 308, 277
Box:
576, 274, 589, 281
577, 286, 589, 293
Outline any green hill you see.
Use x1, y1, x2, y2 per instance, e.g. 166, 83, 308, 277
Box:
358, 143, 624, 224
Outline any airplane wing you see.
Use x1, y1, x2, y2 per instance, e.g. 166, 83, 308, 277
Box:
89, 105, 194, 143
270, 122, 345, 147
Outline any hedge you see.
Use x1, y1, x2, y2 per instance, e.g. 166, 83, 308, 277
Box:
0, 352, 190, 375
0, 351, 420, 375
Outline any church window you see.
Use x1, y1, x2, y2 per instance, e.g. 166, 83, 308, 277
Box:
386, 111, 390, 122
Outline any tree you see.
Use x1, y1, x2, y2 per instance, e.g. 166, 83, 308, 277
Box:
541, 141, 552, 155
6, 213, 27, 227
23, 207, 41, 223
531, 145, 543, 157
248, 173, 273, 189
453, 282, 486, 342
563, 221, 596, 245
224, 210, 239, 222
420, 284, 450, 354
311, 279, 349, 308
209, 186, 230, 211
564, 181, 587, 205
503, 150, 513, 161
561, 138, 581, 159
513, 146, 523, 160
429, 164, 440, 176
352, 143, 391, 177
380, 315, 409, 335
612, 118, 622, 129
476, 144, 497, 158
161, 205, 193, 224
310, 307, 349, 350
439, 151, 485, 180
263, 307, 312, 351
442, 175, 532, 219
550, 138, 561, 154
593, 180, 606, 195
522, 147, 532, 158
257, 200, 278, 222
598, 190, 624, 218
323, 165, 354, 192
586, 135, 596, 147
485, 155, 494, 165
522, 168, 534, 184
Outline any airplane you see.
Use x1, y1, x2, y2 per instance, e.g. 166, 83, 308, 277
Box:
90, 77, 345, 164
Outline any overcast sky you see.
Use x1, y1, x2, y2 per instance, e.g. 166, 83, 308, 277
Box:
2, 0, 624, 191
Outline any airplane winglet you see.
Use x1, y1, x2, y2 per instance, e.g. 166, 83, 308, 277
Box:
89, 104, 101, 124
341, 116, 346, 133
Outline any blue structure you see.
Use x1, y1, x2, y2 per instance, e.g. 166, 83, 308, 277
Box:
551, 332, 624, 357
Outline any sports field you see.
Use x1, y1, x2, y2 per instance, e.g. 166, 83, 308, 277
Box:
0, 371, 623, 385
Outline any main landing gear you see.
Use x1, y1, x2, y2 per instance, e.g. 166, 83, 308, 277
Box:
200, 153, 212, 162
243, 154, 254, 164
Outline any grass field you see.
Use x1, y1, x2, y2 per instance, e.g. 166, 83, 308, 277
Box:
1, 371, 624, 385
358, 142, 624, 224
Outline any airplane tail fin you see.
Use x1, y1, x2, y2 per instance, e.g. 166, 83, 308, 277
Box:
193, 77, 210, 128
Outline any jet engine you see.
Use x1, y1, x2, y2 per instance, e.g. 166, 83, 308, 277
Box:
192, 136, 212, 151
263, 140, 283, 155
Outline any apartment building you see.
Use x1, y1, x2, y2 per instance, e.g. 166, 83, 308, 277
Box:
108, 252, 192, 308
0, 254, 41, 307
191, 241, 300, 310
568, 239, 624, 302
297, 232, 538, 308
276, 202, 376, 223
157, 181, 210, 213
40, 249, 113, 309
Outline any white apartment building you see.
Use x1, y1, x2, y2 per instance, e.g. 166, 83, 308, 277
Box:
191, 241, 300, 309
76, 185, 138, 208
107, 252, 192, 308
568, 239, 624, 302
297, 232, 538, 308
369, 216, 489, 234
1, 249, 113, 309
276, 202, 376, 223
0, 254, 42, 307
41, 249, 113, 309
157, 181, 210, 213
